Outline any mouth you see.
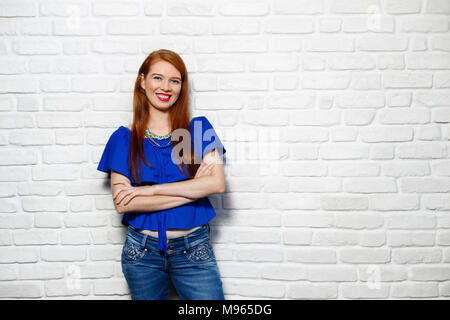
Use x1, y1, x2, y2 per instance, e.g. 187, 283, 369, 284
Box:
156, 93, 171, 102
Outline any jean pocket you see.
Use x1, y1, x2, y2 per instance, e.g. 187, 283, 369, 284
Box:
185, 243, 215, 264
122, 238, 146, 264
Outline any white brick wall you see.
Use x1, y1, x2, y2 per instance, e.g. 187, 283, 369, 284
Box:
0, 0, 449, 300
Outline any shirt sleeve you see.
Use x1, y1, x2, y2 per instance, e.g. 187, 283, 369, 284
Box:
190, 116, 226, 164
96, 127, 132, 181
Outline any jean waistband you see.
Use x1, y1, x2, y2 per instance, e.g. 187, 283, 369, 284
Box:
127, 224, 210, 252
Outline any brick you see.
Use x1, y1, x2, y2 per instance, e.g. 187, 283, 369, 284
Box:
106, 20, 156, 35
234, 228, 280, 244
53, 20, 102, 36
266, 18, 314, 34
261, 264, 307, 281
212, 20, 259, 35
358, 265, 407, 282
235, 246, 284, 262
407, 53, 450, 70
92, 1, 140, 16
0, 59, 27, 74
410, 266, 450, 281
93, 279, 129, 295
339, 247, 391, 263
0, 78, 38, 93
160, 19, 209, 35
0, 282, 43, 298
0, 1, 37, 17
45, 279, 90, 297
40, 1, 89, 17
13, 39, 60, 55
358, 35, 408, 51
0, 213, 32, 229
18, 263, 65, 280
220, 1, 269, 16
287, 283, 337, 299
378, 108, 430, 124
274, 0, 324, 14
432, 36, 450, 51
308, 266, 357, 282
286, 248, 337, 263
72, 77, 117, 93
387, 231, 435, 247
41, 246, 87, 262
91, 40, 139, 54
60, 229, 91, 245
341, 283, 389, 299
391, 282, 439, 298
384, 213, 436, 229
427, 0, 450, 13
385, 0, 421, 14
13, 229, 59, 245
437, 230, 450, 245
0, 247, 39, 263
305, 36, 353, 52
400, 17, 449, 33
369, 194, 419, 211
237, 281, 285, 298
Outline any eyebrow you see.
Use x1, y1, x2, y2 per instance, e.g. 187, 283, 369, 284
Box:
150, 73, 182, 81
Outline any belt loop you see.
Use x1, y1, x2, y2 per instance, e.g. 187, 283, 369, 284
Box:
183, 234, 190, 250
140, 233, 148, 249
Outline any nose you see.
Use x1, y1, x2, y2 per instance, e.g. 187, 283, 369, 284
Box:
161, 80, 170, 91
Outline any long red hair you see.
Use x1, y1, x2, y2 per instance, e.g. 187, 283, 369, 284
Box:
128, 49, 199, 185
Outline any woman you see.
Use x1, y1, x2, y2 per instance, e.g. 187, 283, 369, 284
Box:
97, 49, 227, 300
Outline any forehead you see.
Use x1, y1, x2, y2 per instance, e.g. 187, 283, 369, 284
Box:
148, 60, 181, 78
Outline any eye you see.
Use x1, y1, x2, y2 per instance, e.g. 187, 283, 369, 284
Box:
171, 80, 180, 84
153, 76, 162, 80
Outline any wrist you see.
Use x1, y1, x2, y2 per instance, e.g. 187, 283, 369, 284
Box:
151, 183, 160, 195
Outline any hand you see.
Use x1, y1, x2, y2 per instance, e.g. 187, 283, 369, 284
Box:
194, 160, 214, 179
112, 182, 155, 206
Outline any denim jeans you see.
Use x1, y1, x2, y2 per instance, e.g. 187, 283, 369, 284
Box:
121, 224, 225, 300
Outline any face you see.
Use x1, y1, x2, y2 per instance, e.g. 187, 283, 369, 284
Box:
140, 60, 182, 111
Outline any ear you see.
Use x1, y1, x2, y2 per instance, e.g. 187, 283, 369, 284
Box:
140, 73, 145, 91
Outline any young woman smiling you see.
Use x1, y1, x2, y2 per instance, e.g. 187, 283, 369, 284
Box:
97, 49, 227, 300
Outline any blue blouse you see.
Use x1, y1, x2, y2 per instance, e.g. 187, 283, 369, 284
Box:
97, 116, 226, 253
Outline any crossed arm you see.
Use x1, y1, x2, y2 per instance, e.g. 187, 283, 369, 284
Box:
111, 149, 225, 214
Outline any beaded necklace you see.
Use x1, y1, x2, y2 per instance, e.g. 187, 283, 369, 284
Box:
145, 128, 172, 147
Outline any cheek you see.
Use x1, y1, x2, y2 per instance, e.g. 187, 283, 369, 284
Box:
174, 86, 182, 97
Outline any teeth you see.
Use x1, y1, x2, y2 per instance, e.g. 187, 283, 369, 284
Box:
156, 94, 170, 98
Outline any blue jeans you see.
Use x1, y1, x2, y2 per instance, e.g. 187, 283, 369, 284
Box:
121, 224, 225, 300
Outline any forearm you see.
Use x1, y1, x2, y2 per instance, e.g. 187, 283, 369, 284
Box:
117, 194, 195, 214
153, 176, 224, 200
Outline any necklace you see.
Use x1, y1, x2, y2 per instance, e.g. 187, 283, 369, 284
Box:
145, 128, 172, 147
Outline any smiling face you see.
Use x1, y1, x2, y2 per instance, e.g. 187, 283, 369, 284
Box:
140, 59, 182, 112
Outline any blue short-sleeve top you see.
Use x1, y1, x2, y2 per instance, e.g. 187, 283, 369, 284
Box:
96, 116, 226, 253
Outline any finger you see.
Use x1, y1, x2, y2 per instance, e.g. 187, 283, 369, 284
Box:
197, 168, 208, 177
113, 181, 128, 186
198, 165, 207, 175
115, 188, 132, 205
113, 186, 128, 200
123, 190, 138, 206
113, 188, 124, 200
195, 165, 207, 177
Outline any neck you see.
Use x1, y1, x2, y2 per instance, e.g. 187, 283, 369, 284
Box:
147, 107, 171, 134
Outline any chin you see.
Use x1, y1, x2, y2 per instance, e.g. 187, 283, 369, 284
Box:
150, 101, 174, 110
